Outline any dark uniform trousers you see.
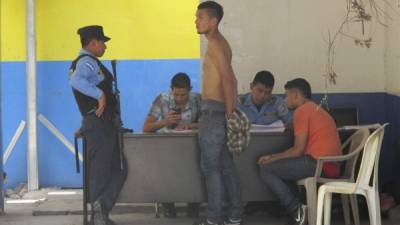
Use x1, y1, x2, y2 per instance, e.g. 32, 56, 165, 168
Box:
81, 114, 127, 213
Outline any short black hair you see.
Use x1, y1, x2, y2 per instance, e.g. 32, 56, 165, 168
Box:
171, 72, 191, 89
198, 1, 224, 24
284, 78, 312, 99
252, 70, 275, 88
80, 37, 93, 47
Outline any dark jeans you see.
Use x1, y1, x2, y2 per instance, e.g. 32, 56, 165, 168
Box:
198, 100, 242, 223
259, 155, 316, 213
81, 115, 128, 214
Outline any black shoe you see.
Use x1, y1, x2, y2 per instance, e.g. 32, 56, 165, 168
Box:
106, 218, 118, 225
193, 218, 222, 225
92, 201, 107, 225
291, 204, 307, 225
223, 217, 243, 225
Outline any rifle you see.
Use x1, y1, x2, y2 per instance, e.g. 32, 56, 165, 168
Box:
111, 60, 133, 170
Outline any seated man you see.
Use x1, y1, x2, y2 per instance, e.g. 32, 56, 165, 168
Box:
258, 78, 342, 225
143, 72, 201, 218
143, 72, 201, 133
238, 70, 292, 215
238, 70, 291, 126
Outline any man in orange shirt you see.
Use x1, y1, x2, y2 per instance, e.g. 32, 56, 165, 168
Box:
258, 78, 342, 225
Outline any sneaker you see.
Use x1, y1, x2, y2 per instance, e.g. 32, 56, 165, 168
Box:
89, 216, 118, 225
292, 204, 307, 225
193, 218, 222, 225
223, 217, 243, 225
92, 201, 107, 225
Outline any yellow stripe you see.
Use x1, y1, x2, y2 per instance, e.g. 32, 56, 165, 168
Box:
1, 0, 200, 61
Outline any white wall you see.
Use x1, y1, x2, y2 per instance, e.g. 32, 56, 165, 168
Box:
200, 0, 386, 94
384, 0, 400, 95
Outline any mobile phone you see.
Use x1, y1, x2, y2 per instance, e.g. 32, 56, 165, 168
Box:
172, 107, 181, 114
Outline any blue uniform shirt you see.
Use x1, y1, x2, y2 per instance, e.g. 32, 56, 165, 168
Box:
69, 49, 104, 99
237, 93, 292, 125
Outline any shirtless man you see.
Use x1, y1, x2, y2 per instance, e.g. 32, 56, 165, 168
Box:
194, 2, 242, 225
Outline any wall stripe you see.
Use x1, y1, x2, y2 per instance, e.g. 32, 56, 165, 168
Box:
1, 59, 200, 187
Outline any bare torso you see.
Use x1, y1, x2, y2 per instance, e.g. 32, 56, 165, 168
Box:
202, 34, 233, 103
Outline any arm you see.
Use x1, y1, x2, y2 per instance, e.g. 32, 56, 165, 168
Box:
70, 58, 103, 99
70, 58, 105, 116
143, 95, 181, 132
258, 132, 308, 165
210, 44, 237, 117
143, 113, 181, 132
143, 115, 168, 132
277, 98, 292, 124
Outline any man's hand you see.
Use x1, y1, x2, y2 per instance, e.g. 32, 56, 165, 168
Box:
74, 129, 83, 138
257, 154, 274, 165
162, 111, 181, 126
96, 94, 106, 117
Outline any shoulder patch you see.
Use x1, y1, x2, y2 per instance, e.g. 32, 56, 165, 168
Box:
85, 62, 95, 71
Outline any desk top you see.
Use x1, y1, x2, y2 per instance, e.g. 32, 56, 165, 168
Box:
125, 130, 292, 138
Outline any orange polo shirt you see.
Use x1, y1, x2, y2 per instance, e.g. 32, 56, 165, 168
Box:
294, 101, 342, 160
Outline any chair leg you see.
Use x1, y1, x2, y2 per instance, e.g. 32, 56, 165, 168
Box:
304, 181, 317, 225
365, 191, 381, 225
341, 194, 351, 225
350, 195, 360, 225
316, 187, 327, 225
324, 192, 332, 225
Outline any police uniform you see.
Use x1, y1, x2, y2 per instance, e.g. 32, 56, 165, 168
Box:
237, 92, 292, 125
69, 25, 127, 223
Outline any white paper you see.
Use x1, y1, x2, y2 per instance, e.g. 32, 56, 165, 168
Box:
250, 120, 285, 133
164, 129, 198, 134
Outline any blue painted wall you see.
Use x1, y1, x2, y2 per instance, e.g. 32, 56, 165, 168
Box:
0, 60, 4, 211
383, 94, 400, 183
312, 93, 398, 185
2, 60, 399, 188
1, 59, 200, 188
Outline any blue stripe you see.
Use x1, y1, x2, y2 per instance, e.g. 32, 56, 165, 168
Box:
1, 59, 200, 188
0, 60, 3, 210
2, 60, 400, 187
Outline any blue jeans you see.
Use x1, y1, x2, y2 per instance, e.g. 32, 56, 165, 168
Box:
199, 100, 242, 223
259, 155, 316, 213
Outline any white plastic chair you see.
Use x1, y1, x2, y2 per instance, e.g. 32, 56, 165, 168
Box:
316, 123, 388, 225
297, 128, 369, 225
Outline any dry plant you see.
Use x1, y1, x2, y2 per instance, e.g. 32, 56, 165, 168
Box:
321, 0, 398, 109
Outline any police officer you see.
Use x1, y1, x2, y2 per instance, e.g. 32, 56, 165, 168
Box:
69, 25, 127, 225
238, 70, 292, 126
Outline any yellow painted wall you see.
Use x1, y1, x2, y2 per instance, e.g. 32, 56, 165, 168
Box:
0, 0, 200, 61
